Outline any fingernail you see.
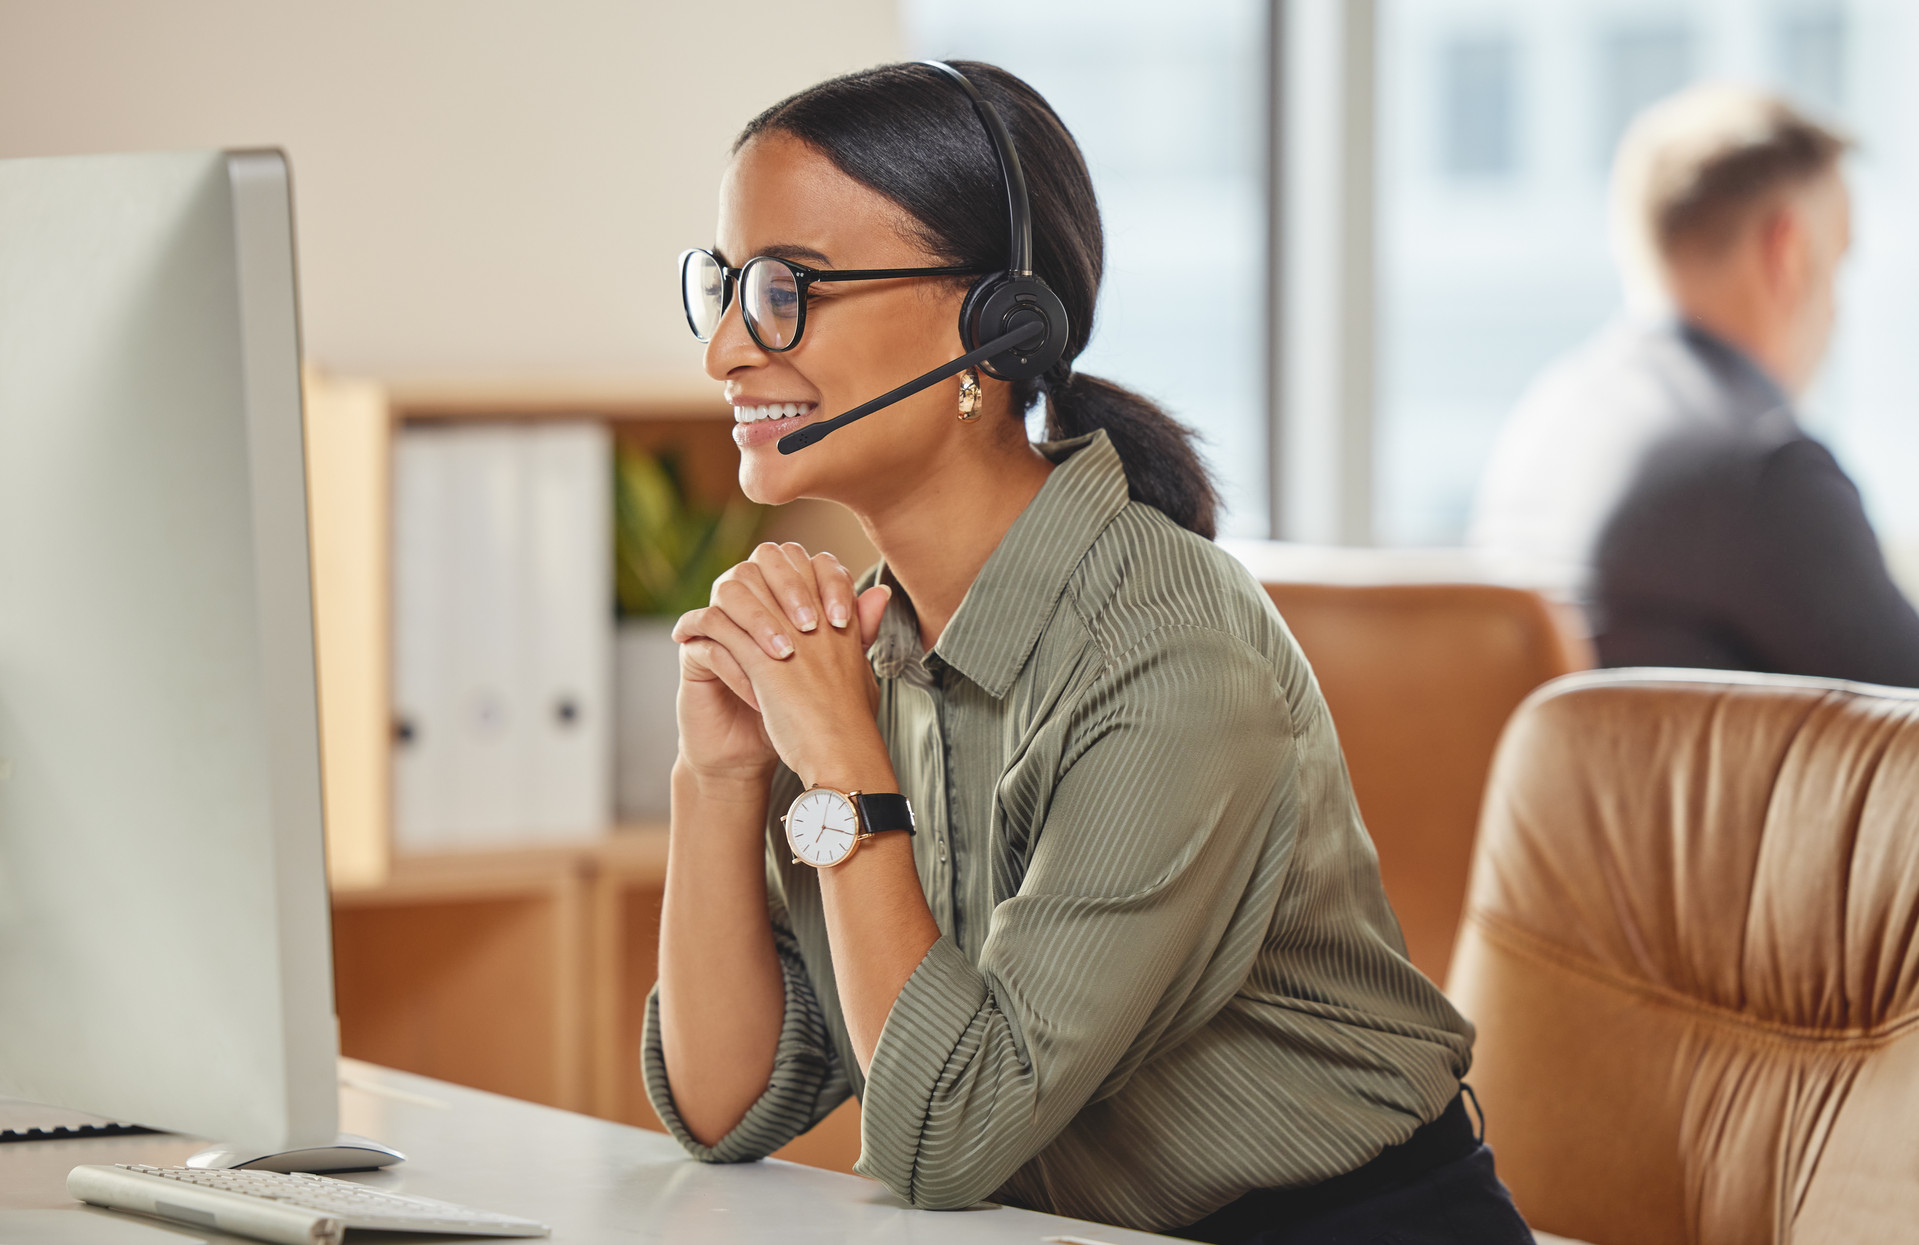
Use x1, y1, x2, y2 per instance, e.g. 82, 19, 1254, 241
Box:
830, 606, 850, 627
772, 634, 794, 658
796, 607, 818, 632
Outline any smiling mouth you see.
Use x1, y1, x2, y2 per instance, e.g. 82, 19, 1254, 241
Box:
731, 402, 816, 449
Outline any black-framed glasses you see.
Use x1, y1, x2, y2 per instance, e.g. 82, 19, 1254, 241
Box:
679, 248, 985, 352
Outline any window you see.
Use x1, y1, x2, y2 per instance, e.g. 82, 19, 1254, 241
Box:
1376, 4, 1620, 545
1598, 22, 1694, 166
904, 0, 1271, 536
1778, 8, 1847, 113
1442, 35, 1518, 177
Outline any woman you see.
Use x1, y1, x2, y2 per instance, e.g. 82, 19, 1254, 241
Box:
648, 60, 1534, 1244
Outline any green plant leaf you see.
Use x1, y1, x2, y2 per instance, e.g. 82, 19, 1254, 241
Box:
613, 443, 767, 617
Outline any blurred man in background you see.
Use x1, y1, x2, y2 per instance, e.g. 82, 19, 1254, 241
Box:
1472, 85, 1919, 687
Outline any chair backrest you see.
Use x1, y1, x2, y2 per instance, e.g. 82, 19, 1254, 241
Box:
1263, 581, 1589, 979
1449, 671, 1919, 1245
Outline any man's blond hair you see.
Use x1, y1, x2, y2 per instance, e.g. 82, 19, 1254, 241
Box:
1612, 84, 1850, 311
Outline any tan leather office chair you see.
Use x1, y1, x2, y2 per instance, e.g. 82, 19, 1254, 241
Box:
1263, 582, 1590, 980
1449, 671, 1919, 1245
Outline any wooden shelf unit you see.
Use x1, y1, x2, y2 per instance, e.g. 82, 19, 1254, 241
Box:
331, 831, 663, 1121
329, 825, 864, 1171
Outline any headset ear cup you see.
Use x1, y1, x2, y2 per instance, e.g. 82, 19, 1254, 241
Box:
957, 273, 1000, 352
959, 273, 1069, 382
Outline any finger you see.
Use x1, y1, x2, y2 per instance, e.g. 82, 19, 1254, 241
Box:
670, 607, 705, 644
679, 637, 760, 712
812, 552, 858, 629
857, 583, 893, 649
749, 541, 824, 634
687, 603, 778, 689
713, 561, 791, 619
712, 569, 796, 660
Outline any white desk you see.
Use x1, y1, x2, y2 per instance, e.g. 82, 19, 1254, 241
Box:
0, 1059, 1172, 1244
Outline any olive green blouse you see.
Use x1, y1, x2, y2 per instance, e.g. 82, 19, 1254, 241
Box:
642, 430, 1474, 1232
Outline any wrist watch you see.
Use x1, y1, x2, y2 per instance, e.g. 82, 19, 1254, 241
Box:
782, 786, 916, 868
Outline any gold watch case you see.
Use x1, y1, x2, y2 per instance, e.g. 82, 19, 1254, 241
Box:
781, 786, 867, 869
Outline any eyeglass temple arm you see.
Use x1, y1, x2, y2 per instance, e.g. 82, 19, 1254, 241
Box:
812, 265, 984, 281
777, 322, 1044, 454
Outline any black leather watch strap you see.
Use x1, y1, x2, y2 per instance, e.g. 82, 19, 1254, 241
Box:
855, 792, 916, 837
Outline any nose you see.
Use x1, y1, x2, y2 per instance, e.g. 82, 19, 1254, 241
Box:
703, 287, 769, 382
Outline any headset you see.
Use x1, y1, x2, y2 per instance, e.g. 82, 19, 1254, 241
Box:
777, 60, 1072, 454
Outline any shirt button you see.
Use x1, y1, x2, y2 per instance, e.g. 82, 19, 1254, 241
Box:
937, 839, 948, 862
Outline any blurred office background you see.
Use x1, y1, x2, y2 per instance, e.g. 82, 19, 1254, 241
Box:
1374, 0, 1916, 564
3, 0, 1915, 1175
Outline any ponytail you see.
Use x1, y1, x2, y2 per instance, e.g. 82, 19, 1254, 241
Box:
1040, 371, 1219, 539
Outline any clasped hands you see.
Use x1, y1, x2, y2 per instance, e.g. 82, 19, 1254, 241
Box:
672, 541, 895, 793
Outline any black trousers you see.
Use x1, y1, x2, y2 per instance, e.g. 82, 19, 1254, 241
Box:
1172, 1092, 1535, 1245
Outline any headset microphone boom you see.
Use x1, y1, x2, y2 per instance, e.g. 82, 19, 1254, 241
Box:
777, 60, 1070, 455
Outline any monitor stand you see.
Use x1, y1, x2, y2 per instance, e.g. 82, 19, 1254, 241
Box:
186, 1134, 406, 1173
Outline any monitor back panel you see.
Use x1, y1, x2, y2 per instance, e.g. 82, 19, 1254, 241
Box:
0, 149, 337, 1151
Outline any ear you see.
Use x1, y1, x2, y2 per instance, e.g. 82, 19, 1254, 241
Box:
1757, 201, 1810, 301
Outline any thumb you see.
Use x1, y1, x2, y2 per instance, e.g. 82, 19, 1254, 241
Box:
857, 583, 893, 649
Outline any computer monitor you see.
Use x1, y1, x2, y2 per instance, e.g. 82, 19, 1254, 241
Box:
0, 149, 341, 1160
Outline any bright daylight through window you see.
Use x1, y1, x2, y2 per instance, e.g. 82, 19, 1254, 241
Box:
1378, 0, 1918, 596
905, 0, 1271, 537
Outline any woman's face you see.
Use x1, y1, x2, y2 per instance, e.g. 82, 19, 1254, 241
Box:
706, 133, 984, 508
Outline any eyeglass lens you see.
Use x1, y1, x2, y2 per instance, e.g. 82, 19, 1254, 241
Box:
682, 251, 726, 342
741, 258, 802, 350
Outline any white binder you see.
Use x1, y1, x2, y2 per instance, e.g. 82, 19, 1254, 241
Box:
443, 425, 530, 846
392, 428, 458, 850
392, 422, 611, 850
523, 423, 613, 838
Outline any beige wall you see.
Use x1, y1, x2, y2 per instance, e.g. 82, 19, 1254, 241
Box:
0, 1, 901, 392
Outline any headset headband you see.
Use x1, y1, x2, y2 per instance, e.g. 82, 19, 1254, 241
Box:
920, 60, 1033, 278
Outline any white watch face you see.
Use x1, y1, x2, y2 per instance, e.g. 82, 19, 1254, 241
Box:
786, 789, 859, 867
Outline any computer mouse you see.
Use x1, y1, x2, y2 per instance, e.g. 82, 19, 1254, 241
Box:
185, 1133, 406, 1173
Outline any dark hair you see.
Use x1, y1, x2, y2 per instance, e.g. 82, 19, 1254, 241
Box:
736, 61, 1220, 539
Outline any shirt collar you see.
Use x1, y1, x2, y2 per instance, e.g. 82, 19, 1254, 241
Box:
867, 429, 1132, 698
1668, 319, 1793, 412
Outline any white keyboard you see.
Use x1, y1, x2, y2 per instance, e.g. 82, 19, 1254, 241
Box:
68, 1163, 550, 1245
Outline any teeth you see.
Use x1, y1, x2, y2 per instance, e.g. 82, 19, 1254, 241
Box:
731, 402, 813, 424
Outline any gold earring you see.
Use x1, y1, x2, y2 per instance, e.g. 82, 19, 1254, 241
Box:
957, 368, 983, 421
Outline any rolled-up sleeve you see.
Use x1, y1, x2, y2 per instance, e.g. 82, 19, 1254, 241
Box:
854, 626, 1294, 1208
642, 909, 851, 1163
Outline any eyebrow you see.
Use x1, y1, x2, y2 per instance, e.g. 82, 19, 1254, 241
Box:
761, 242, 833, 265
714, 242, 833, 268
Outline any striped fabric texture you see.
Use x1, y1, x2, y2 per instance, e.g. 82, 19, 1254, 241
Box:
642, 430, 1474, 1232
